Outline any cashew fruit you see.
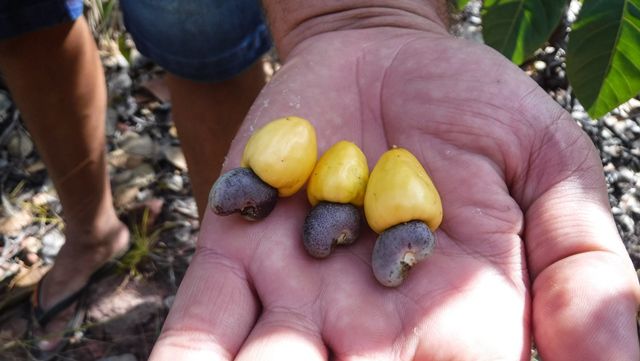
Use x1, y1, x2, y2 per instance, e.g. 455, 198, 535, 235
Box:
242, 116, 317, 197
306, 140, 369, 207
303, 140, 368, 258
364, 147, 442, 234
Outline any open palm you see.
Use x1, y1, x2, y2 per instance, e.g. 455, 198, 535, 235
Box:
150, 28, 639, 361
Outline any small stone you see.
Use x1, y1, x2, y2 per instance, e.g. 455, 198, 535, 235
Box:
130, 48, 151, 69
21, 236, 41, 253
169, 199, 198, 220
603, 162, 616, 172
115, 96, 138, 118
460, 25, 483, 43
469, 15, 481, 25
125, 155, 145, 169
129, 163, 156, 187
616, 214, 635, 233
533, 61, 546, 71
605, 171, 619, 184
612, 206, 624, 216
618, 167, 636, 183
613, 121, 631, 141
0, 209, 33, 237
603, 115, 618, 128
112, 163, 156, 189
571, 108, 588, 121
169, 125, 179, 139
114, 185, 140, 208
163, 295, 176, 309
171, 223, 195, 243
573, 102, 585, 113
41, 228, 65, 262
603, 144, 623, 158
108, 72, 133, 94
136, 189, 154, 202
121, 134, 156, 158
108, 149, 129, 169
31, 192, 57, 207
106, 107, 119, 137
7, 131, 34, 159
617, 98, 640, 118
160, 173, 184, 192
600, 128, 614, 139
620, 194, 640, 216
567, 0, 581, 23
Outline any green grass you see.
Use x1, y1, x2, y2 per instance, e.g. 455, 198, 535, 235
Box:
118, 208, 159, 277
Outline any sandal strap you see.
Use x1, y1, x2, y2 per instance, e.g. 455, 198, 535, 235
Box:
31, 275, 88, 328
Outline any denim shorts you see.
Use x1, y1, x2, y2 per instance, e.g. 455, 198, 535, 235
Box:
0, 0, 271, 82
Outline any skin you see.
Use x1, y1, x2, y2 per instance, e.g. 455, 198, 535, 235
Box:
0, 19, 130, 350
150, 2, 640, 360
0, 14, 264, 351
166, 61, 266, 219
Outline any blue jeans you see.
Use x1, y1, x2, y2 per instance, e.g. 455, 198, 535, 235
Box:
0, 0, 272, 81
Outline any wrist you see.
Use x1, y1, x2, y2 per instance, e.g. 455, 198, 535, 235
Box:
261, 0, 450, 59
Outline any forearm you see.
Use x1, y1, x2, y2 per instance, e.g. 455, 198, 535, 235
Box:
261, 0, 450, 58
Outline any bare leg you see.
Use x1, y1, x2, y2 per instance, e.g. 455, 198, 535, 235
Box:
0, 18, 129, 348
166, 61, 265, 218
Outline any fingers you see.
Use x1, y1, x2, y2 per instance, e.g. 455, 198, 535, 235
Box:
533, 251, 639, 361
149, 220, 259, 360
521, 115, 640, 360
234, 309, 327, 361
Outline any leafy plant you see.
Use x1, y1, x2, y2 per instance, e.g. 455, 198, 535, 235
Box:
456, 0, 640, 118
85, 0, 121, 41
85, 0, 135, 67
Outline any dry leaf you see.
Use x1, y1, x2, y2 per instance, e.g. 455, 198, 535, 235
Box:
121, 134, 156, 158
162, 145, 187, 171
0, 210, 32, 236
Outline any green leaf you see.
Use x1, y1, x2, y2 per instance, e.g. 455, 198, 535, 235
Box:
118, 34, 132, 64
482, 0, 567, 64
454, 0, 471, 11
566, 0, 640, 118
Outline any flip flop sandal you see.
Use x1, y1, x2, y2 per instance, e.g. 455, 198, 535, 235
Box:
26, 274, 89, 361
88, 239, 135, 282
25, 240, 133, 360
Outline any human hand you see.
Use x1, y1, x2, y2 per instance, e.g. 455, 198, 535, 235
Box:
150, 5, 640, 361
